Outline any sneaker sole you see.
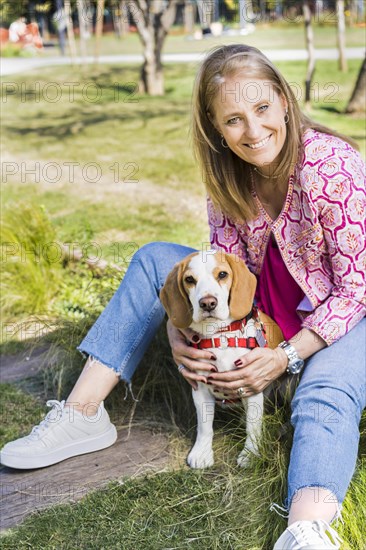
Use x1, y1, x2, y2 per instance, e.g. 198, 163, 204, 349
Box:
0, 424, 118, 470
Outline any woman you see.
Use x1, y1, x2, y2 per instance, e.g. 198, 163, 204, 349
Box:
1, 45, 365, 549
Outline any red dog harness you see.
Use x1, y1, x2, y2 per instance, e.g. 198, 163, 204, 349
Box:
191, 306, 268, 351
191, 306, 268, 407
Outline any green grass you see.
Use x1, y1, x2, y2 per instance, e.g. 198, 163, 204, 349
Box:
1, 396, 365, 549
1, 61, 364, 165
0, 469, 290, 550
0, 385, 46, 447
34, 23, 366, 58
0, 201, 62, 319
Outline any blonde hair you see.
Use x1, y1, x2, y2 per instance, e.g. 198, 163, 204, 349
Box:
192, 44, 358, 222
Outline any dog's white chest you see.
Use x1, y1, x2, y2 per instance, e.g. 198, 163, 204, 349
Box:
197, 319, 261, 404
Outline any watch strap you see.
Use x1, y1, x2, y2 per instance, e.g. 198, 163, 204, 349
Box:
278, 340, 304, 374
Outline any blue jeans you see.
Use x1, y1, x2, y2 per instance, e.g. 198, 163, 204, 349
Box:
78, 242, 366, 506
287, 318, 366, 507
78, 243, 196, 383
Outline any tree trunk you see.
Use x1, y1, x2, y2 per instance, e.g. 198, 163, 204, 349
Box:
128, 0, 178, 96
112, 2, 123, 37
184, 1, 195, 33
42, 14, 51, 41
64, 0, 78, 62
349, 0, 356, 25
123, 1, 130, 33
77, 0, 90, 60
118, 1, 130, 36
94, 0, 105, 63
337, 0, 347, 72
345, 56, 366, 113
259, 0, 266, 21
55, 0, 67, 56
141, 35, 164, 95
315, 0, 324, 20
112, 1, 129, 37
303, 1, 315, 109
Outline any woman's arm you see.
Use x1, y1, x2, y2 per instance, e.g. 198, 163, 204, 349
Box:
207, 197, 248, 261
206, 327, 327, 396
300, 142, 365, 345
287, 327, 327, 361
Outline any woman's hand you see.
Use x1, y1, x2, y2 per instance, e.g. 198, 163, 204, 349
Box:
167, 319, 217, 390
206, 347, 288, 396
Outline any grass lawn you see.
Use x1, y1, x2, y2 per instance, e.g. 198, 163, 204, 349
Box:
26, 22, 366, 58
1, 52, 365, 549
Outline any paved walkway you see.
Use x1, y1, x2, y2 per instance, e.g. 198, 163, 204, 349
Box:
1, 48, 364, 76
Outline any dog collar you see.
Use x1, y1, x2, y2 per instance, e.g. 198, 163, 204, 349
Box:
191, 306, 267, 351
215, 308, 254, 333
192, 334, 260, 349
193, 335, 260, 350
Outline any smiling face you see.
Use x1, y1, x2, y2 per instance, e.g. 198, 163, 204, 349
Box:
211, 74, 288, 176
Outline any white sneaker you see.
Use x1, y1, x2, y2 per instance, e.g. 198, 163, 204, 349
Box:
0, 400, 117, 469
273, 520, 342, 549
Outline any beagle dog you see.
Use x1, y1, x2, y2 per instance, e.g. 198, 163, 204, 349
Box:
160, 249, 284, 469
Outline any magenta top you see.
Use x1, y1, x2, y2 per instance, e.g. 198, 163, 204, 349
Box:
255, 235, 305, 340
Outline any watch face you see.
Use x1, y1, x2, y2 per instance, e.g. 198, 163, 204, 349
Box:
289, 359, 304, 374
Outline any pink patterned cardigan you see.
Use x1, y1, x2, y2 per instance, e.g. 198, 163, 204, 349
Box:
208, 129, 366, 345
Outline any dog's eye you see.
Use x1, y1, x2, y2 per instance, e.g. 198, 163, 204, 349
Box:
185, 275, 196, 285
218, 271, 228, 280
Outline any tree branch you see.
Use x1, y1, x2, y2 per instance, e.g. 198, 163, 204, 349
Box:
128, 0, 150, 45
161, 0, 178, 32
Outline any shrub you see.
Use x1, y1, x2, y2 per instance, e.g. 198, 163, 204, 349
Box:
0, 202, 62, 319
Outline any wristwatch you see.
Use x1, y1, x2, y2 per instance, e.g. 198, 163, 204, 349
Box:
278, 341, 305, 375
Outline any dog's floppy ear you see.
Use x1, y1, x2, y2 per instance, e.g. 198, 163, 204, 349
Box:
225, 253, 257, 320
160, 261, 193, 329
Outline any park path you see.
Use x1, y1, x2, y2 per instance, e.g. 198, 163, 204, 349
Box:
0, 347, 173, 531
1, 48, 364, 76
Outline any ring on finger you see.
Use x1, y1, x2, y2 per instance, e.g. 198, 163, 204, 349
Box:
237, 386, 246, 397
177, 364, 186, 374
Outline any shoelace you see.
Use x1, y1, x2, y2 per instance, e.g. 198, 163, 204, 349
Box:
269, 502, 289, 518
29, 400, 65, 439
296, 520, 342, 548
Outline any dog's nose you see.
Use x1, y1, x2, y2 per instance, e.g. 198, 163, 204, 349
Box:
199, 296, 218, 312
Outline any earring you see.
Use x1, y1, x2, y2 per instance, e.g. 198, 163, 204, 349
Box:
221, 135, 229, 149
284, 110, 289, 124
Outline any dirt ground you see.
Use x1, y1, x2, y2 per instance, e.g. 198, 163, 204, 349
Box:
0, 347, 173, 531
